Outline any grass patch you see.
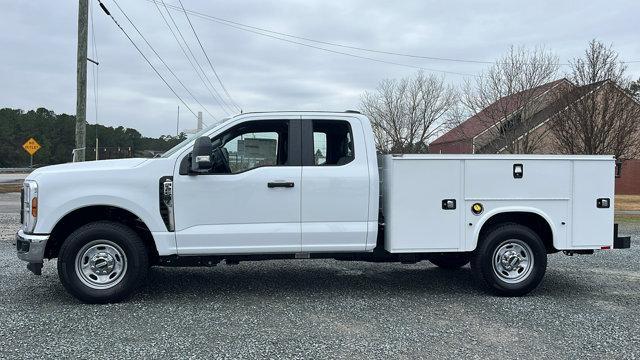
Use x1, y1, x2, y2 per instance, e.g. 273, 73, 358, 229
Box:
615, 215, 640, 223
0, 184, 20, 193
616, 195, 640, 211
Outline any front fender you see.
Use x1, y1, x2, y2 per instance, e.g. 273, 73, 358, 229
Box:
35, 195, 166, 234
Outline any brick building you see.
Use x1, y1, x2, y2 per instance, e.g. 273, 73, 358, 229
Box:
430, 78, 640, 194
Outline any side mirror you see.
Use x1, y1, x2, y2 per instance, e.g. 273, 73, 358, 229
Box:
191, 136, 212, 173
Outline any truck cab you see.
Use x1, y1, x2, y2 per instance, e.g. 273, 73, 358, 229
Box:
16, 111, 630, 303
171, 112, 379, 255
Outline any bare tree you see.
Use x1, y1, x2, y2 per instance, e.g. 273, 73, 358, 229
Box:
460, 46, 561, 154
360, 71, 457, 153
627, 77, 640, 100
550, 40, 640, 159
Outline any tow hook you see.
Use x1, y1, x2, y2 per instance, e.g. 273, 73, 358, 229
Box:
27, 262, 43, 275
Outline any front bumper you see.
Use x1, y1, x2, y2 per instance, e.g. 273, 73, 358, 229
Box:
16, 229, 49, 263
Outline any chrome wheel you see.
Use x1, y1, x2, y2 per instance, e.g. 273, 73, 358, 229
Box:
74, 240, 127, 290
492, 239, 534, 284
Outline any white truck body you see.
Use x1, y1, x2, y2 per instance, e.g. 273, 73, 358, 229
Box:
15, 111, 629, 302
383, 155, 615, 253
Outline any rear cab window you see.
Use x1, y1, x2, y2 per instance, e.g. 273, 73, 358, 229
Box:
308, 120, 354, 166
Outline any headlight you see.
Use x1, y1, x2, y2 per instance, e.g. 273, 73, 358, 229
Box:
22, 180, 38, 233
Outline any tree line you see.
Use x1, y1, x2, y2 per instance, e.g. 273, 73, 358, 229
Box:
361, 39, 640, 158
0, 107, 186, 167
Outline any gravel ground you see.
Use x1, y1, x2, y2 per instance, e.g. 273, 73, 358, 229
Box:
1, 193, 639, 359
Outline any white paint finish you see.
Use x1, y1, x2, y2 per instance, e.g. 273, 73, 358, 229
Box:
385, 154, 614, 161
23, 111, 618, 259
300, 222, 368, 252
151, 232, 178, 256
28, 158, 172, 235
300, 115, 372, 252
465, 160, 572, 199
464, 201, 569, 251
365, 221, 378, 250
172, 166, 302, 255
173, 223, 301, 254
383, 158, 463, 253
384, 155, 616, 253
571, 161, 615, 247
170, 113, 303, 255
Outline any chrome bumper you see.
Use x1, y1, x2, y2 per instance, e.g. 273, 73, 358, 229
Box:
16, 229, 49, 263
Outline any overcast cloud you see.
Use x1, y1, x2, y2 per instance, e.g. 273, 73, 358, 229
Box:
1, 0, 638, 137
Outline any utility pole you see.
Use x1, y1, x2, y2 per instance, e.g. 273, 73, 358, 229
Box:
176, 105, 180, 136
74, 0, 88, 162
197, 111, 203, 131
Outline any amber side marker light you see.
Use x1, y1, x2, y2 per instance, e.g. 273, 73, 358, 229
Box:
31, 197, 38, 217
471, 203, 483, 215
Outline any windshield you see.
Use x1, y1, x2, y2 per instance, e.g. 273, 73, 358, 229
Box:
161, 118, 230, 158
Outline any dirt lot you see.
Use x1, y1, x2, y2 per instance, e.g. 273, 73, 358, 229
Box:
1, 193, 639, 359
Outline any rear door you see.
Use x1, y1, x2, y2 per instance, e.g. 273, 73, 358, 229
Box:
299, 116, 370, 252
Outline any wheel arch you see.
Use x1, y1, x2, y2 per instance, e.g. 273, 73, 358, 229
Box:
472, 208, 557, 253
45, 205, 159, 263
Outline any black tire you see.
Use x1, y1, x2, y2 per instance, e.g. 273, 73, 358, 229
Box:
471, 223, 547, 296
428, 253, 471, 269
57, 221, 149, 303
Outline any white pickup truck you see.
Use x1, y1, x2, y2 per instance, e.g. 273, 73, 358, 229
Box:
16, 111, 631, 303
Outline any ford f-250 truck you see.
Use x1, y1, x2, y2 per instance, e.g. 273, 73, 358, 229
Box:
16, 111, 631, 303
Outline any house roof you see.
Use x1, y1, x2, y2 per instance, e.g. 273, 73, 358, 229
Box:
476, 80, 608, 153
431, 78, 571, 145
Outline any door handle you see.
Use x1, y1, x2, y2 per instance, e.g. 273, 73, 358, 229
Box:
268, 181, 295, 188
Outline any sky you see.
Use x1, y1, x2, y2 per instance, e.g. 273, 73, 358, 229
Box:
1, 0, 639, 138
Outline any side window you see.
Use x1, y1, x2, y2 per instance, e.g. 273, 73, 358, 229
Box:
224, 132, 279, 173
311, 120, 354, 166
212, 120, 289, 174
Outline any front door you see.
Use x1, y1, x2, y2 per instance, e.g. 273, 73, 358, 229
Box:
173, 117, 302, 254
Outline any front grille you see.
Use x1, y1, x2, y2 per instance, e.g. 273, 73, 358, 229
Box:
20, 186, 24, 224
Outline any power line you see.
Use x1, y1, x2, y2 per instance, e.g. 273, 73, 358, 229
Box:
146, 0, 477, 77
176, 0, 241, 112
158, 0, 236, 114
146, 0, 640, 67
152, 0, 232, 116
110, 0, 218, 121
97, 0, 199, 118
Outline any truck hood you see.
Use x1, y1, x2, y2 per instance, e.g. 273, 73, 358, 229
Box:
27, 158, 150, 181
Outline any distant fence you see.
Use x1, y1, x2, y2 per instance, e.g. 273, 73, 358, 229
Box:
0, 168, 33, 174
85, 147, 162, 160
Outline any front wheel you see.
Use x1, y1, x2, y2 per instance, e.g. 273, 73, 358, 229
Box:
57, 221, 149, 303
471, 223, 547, 296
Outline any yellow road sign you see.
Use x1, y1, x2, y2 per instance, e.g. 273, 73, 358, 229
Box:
22, 138, 41, 156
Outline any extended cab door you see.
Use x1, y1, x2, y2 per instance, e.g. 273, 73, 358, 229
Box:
172, 116, 302, 254
299, 116, 371, 252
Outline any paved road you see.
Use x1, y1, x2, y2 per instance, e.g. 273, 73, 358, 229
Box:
0, 193, 20, 213
0, 173, 28, 184
0, 193, 639, 359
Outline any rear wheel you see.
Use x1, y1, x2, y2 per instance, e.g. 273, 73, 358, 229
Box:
57, 221, 149, 303
471, 223, 547, 296
428, 253, 471, 269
